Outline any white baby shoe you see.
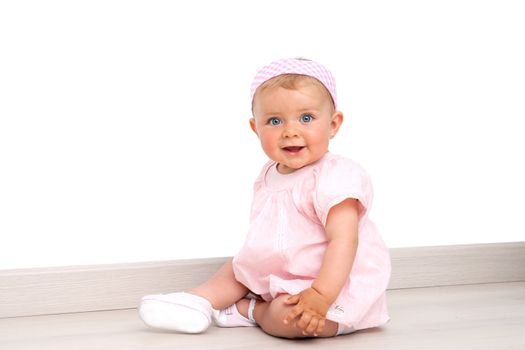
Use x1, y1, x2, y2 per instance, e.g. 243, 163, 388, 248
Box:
139, 292, 213, 333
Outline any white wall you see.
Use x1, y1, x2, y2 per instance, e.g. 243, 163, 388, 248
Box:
1, 0, 524, 269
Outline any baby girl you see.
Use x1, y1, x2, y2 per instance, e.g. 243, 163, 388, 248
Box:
139, 58, 391, 338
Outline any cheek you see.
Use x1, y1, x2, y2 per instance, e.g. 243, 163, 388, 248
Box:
258, 128, 276, 142
306, 126, 331, 142
259, 130, 281, 153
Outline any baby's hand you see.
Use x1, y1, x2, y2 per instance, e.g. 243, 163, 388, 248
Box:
283, 287, 331, 336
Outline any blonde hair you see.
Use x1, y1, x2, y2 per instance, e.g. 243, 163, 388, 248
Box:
252, 74, 336, 112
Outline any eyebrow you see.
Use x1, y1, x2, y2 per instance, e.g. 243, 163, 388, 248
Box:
296, 107, 320, 113
261, 107, 320, 116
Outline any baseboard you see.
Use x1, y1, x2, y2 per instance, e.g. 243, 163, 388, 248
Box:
1, 242, 524, 319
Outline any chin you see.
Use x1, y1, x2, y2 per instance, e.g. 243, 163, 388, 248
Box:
282, 162, 307, 172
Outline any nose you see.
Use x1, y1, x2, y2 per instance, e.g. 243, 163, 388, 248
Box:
282, 124, 300, 138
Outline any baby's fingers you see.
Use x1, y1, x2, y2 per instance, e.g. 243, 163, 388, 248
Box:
284, 294, 300, 305
315, 318, 326, 336
304, 317, 319, 336
283, 304, 303, 325
297, 312, 313, 333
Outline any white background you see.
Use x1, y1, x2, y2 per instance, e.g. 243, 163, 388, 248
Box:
1, 0, 524, 269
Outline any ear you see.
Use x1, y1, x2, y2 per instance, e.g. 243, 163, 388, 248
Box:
249, 118, 258, 135
329, 111, 344, 139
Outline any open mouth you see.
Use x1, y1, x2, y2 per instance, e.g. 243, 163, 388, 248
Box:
282, 146, 305, 153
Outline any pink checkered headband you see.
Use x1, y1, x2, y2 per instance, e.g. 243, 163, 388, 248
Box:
250, 58, 338, 109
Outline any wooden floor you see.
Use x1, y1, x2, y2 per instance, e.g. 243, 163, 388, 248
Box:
1, 282, 524, 350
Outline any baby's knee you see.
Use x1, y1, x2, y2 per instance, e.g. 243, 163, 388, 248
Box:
259, 295, 302, 339
258, 294, 339, 339
266, 294, 293, 319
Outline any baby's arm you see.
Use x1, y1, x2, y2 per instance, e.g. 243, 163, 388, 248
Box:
284, 198, 359, 336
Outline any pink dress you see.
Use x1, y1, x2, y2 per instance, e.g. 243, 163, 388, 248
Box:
232, 152, 391, 329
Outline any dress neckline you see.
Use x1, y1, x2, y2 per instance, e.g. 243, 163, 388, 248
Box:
263, 152, 330, 191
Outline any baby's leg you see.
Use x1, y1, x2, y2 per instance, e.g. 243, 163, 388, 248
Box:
251, 294, 339, 339
191, 258, 249, 309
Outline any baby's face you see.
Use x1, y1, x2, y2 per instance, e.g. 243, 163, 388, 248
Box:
251, 82, 343, 174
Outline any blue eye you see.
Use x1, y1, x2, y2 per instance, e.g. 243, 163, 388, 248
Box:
268, 117, 282, 126
300, 114, 314, 124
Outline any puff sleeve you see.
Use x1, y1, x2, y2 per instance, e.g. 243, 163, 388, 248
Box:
313, 155, 373, 227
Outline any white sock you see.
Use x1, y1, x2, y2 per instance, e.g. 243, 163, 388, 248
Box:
214, 299, 257, 328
